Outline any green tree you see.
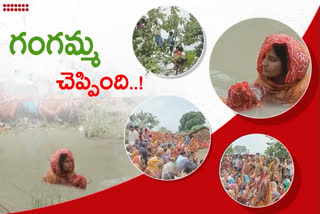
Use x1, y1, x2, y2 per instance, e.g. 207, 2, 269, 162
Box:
264, 136, 290, 159
129, 111, 159, 129
233, 145, 249, 154
225, 145, 234, 155
132, 6, 204, 75
178, 111, 205, 132
158, 127, 171, 133
190, 124, 207, 133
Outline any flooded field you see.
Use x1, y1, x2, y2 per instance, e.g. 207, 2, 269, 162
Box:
209, 19, 311, 118
0, 126, 140, 212
0, 96, 147, 213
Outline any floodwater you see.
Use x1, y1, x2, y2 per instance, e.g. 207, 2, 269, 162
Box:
0, 126, 139, 213
209, 18, 311, 118
211, 70, 295, 118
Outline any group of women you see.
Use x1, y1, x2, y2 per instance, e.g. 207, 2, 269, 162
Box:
220, 154, 293, 207
126, 127, 209, 180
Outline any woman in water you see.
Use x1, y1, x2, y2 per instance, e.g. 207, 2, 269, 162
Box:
43, 148, 87, 189
225, 34, 310, 111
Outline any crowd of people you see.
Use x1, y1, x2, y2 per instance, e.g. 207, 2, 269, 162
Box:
125, 125, 210, 180
220, 154, 293, 207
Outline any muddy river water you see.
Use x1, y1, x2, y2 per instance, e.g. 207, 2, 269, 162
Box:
210, 69, 297, 118
0, 126, 211, 213
0, 127, 139, 212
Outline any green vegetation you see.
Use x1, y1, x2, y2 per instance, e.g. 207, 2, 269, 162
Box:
133, 6, 204, 75
158, 126, 172, 133
225, 145, 234, 155
129, 110, 160, 129
178, 111, 205, 132
264, 136, 290, 159
190, 124, 206, 133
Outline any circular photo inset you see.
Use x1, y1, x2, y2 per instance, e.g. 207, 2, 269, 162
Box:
210, 18, 311, 118
219, 134, 294, 208
124, 96, 211, 180
133, 6, 205, 78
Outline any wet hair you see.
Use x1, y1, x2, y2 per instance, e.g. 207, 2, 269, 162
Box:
272, 43, 289, 78
58, 153, 68, 174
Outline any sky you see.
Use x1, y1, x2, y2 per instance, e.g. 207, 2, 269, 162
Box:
133, 95, 209, 132
229, 134, 281, 154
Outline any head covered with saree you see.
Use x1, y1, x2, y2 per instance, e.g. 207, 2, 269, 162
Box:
256, 34, 309, 84
226, 33, 310, 110
254, 33, 310, 104
43, 148, 87, 189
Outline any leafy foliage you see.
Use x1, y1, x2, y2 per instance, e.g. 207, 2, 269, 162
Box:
133, 6, 204, 76
190, 124, 206, 133
129, 110, 160, 129
158, 126, 172, 133
225, 145, 234, 155
264, 136, 290, 159
233, 145, 249, 154
178, 111, 205, 132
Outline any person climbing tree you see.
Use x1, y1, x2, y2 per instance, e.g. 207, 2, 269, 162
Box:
167, 31, 175, 55
173, 45, 187, 75
136, 17, 147, 30
154, 23, 163, 48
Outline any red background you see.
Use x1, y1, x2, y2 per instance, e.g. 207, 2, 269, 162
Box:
18, 7, 319, 214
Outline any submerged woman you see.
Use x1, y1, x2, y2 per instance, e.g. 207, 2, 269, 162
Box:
225, 34, 310, 110
43, 148, 87, 189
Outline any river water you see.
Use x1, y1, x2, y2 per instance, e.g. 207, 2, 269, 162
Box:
210, 69, 298, 118
0, 126, 139, 213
